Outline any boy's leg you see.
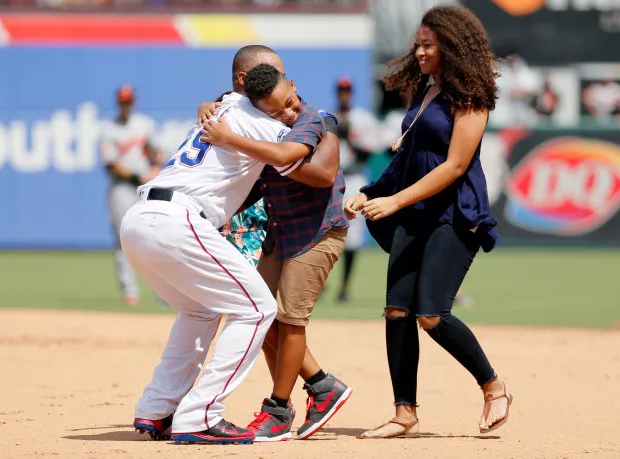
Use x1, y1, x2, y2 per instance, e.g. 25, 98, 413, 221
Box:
275, 227, 347, 390
256, 251, 283, 381
248, 228, 352, 441
258, 250, 330, 382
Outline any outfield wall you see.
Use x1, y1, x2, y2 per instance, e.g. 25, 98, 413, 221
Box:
1, 13, 618, 249
0, 13, 373, 248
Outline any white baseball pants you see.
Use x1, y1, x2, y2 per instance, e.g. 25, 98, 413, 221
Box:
120, 194, 276, 433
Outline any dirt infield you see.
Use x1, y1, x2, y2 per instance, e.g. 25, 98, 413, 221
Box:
1, 309, 619, 459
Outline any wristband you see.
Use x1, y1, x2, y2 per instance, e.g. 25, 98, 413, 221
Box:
319, 110, 339, 126
323, 116, 338, 135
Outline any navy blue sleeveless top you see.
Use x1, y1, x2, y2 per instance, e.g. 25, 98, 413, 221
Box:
361, 90, 499, 253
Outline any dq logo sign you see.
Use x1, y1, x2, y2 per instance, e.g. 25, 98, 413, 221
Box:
505, 137, 620, 236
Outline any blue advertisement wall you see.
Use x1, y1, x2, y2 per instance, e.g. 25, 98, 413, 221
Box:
0, 46, 372, 248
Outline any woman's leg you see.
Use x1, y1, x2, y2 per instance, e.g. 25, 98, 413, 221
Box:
361, 226, 423, 438
382, 309, 421, 435
415, 225, 511, 431
385, 310, 419, 409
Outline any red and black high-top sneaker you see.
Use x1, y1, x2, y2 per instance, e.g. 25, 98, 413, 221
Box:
247, 398, 292, 442
297, 374, 352, 440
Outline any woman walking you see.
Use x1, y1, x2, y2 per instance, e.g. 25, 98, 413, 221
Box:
345, 5, 512, 438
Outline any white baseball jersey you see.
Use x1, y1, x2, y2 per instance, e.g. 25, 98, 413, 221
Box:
141, 92, 303, 229
101, 113, 157, 177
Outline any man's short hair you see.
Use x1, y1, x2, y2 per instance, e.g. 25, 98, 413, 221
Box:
232, 45, 278, 77
244, 64, 286, 104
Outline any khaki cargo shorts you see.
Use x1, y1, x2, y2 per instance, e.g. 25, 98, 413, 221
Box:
257, 227, 347, 327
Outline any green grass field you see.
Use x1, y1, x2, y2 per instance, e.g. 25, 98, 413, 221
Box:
1, 249, 618, 328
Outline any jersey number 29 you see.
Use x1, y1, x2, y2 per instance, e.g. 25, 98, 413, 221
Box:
164, 128, 211, 168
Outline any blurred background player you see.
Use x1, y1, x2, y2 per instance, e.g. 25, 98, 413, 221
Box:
333, 76, 380, 303
379, 81, 409, 155
582, 79, 620, 120
100, 85, 162, 306
533, 73, 560, 119
492, 51, 540, 126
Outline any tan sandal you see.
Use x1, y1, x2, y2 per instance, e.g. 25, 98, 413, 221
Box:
358, 417, 419, 439
479, 381, 513, 434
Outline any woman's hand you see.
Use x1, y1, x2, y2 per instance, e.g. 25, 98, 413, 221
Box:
344, 193, 368, 220
362, 196, 401, 221
198, 101, 221, 124
201, 118, 232, 146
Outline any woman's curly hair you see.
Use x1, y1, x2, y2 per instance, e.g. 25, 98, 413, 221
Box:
384, 5, 499, 111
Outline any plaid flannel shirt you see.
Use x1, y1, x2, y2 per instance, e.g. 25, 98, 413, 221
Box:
261, 100, 348, 260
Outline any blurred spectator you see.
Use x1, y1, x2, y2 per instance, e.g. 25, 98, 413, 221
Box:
30, 0, 365, 9
333, 76, 381, 303
454, 289, 474, 309
533, 74, 559, 118
493, 52, 540, 126
372, 0, 446, 64
37, 0, 113, 6
253, 0, 283, 6
378, 81, 408, 157
582, 79, 620, 119
613, 104, 620, 123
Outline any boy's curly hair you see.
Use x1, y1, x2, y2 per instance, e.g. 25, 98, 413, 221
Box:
384, 5, 499, 111
244, 64, 286, 104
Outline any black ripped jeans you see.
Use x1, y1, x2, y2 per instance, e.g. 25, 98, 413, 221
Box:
385, 223, 496, 406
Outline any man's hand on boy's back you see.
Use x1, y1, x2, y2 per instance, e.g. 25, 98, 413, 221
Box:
198, 101, 222, 125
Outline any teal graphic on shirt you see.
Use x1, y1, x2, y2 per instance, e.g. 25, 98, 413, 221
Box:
219, 199, 268, 266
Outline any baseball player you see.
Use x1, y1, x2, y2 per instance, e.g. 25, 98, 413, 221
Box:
126, 89, 337, 445
333, 77, 382, 303
100, 86, 162, 306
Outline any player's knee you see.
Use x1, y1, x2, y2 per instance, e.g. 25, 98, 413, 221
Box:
384, 307, 408, 319
417, 316, 440, 330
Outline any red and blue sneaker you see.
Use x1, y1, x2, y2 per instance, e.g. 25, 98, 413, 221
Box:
171, 419, 255, 445
296, 374, 352, 440
247, 398, 292, 442
134, 414, 173, 440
